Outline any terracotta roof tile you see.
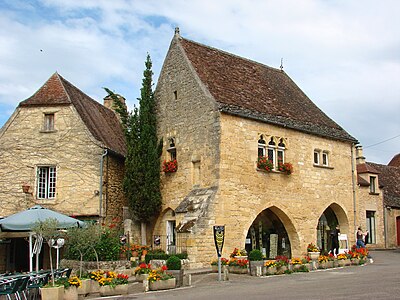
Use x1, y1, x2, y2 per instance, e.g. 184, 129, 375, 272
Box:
368, 162, 400, 208
388, 153, 400, 167
19, 73, 126, 156
356, 163, 380, 174
357, 175, 370, 186
178, 37, 357, 143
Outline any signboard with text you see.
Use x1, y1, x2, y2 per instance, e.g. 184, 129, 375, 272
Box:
213, 225, 225, 257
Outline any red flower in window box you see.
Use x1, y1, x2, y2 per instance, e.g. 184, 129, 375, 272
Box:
257, 156, 274, 172
162, 159, 178, 173
278, 162, 293, 175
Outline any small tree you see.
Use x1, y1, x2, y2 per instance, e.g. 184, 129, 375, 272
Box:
32, 218, 63, 286
104, 54, 162, 245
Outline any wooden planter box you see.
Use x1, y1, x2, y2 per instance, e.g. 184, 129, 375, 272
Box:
149, 278, 176, 291
99, 284, 129, 297
40, 286, 64, 300
63, 286, 78, 300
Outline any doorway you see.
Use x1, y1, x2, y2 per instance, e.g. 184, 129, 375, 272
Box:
317, 207, 339, 252
166, 220, 176, 254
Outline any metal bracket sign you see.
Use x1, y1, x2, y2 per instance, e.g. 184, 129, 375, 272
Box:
213, 225, 225, 257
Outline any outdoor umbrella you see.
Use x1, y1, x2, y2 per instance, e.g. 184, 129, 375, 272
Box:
0, 205, 85, 231
0, 205, 85, 272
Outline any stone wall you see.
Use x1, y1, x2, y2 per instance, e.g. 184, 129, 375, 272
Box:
385, 207, 400, 248
0, 105, 125, 222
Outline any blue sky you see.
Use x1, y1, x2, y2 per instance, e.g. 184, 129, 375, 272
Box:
0, 0, 399, 164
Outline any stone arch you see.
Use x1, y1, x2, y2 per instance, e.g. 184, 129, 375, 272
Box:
316, 203, 350, 252
244, 205, 299, 259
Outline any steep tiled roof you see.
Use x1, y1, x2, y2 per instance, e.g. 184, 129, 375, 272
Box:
19, 73, 126, 156
357, 175, 370, 187
178, 36, 357, 143
388, 153, 400, 167
356, 163, 380, 174
368, 162, 400, 208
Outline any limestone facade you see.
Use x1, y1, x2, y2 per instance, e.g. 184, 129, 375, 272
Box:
153, 32, 370, 268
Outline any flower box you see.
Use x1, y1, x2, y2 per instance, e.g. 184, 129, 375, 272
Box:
276, 265, 288, 275
63, 286, 78, 300
308, 251, 320, 260
265, 266, 277, 275
77, 279, 91, 296
40, 286, 64, 300
149, 278, 176, 291
351, 258, 360, 265
228, 266, 248, 274
249, 261, 264, 276
99, 284, 129, 297
135, 273, 149, 282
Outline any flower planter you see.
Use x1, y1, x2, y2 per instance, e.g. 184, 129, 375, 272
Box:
318, 262, 328, 269
40, 286, 64, 300
249, 261, 264, 276
337, 259, 347, 267
308, 252, 320, 260
351, 258, 360, 265
327, 261, 334, 268
265, 266, 277, 275
168, 269, 184, 287
149, 278, 176, 291
77, 279, 91, 296
89, 280, 100, 293
291, 264, 302, 272
228, 266, 248, 274
276, 266, 288, 275
135, 273, 149, 282
63, 286, 78, 300
99, 284, 129, 297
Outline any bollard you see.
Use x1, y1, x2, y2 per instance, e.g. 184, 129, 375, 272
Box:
143, 279, 149, 292
223, 266, 229, 281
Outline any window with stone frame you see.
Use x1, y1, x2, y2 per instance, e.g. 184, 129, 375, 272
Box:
37, 166, 57, 199
43, 113, 55, 131
277, 139, 286, 164
167, 138, 177, 161
370, 176, 377, 194
314, 150, 320, 165
267, 138, 276, 168
322, 151, 329, 166
258, 135, 266, 157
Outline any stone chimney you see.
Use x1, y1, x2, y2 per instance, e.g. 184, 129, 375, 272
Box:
355, 145, 366, 165
103, 94, 127, 120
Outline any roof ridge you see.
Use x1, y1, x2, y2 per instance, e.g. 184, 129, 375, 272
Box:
179, 36, 283, 74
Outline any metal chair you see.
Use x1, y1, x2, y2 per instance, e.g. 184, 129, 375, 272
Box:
0, 277, 25, 300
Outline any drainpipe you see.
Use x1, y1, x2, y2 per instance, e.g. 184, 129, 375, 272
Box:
351, 143, 357, 236
383, 205, 387, 248
99, 149, 108, 218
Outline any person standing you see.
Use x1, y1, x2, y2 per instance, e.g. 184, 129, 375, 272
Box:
330, 225, 340, 256
356, 227, 368, 248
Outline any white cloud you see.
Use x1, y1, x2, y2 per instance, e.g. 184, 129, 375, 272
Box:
0, 0, 399, 164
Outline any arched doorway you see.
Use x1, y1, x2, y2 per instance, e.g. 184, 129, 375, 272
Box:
317, 206, 343, 253
245, 208, 291, 259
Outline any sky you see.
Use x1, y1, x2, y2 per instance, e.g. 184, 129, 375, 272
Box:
0, 0, 399, 165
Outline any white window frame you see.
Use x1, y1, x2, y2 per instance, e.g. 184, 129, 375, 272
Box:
37, 166, 57, 199
314, 150, 320, 165
258, 136, 266, 157
167, 138, 177, 161
370, 176, 376, 194
322, 152, 329, 166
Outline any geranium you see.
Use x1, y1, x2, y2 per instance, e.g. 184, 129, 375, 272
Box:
278, 162, 293, 175
275, 255, 289, 267
307, 243, 320, 252
228, 258, 248, 268
134, 263, 152, 275
163, 159, 178, 173
257, 156, 274, 172
264, 260, 277, 268
301, 256, 311, 264
211, 258, 229, 266
121, 244, 150, 257
230, 248, 247, 258
291, 257, 302, 265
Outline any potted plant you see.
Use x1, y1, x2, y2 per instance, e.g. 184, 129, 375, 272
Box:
264, 260, 277, 275
318, 255, 329, 269
278, 162, 293, 175
148, 267, 176, 291
307, 243, 320, 260
336, 253, 348, 267
57, 276, 81, 300
210, 258, 228, 273
275, 255, 289, 274
257, 156, 274, 172
227, 258, 249, 274
134, 263, 152, 282
94, 271, 130, 297
248, 249, 264, 276
166, 255, 183, 287
163, 159, 178, 173
290, 257, 303, 272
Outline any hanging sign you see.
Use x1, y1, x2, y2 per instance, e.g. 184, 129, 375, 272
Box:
213, 225, 225, 257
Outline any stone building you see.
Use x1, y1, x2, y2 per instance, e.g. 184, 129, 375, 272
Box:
367, 154, 400, 248
153, 29, 375, 268
0, 73, 127, 272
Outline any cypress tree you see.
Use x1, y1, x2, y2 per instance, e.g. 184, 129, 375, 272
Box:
104, 54, 162, 244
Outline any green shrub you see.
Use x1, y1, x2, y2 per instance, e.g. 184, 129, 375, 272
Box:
248, 249, 263, 261
144, 250, 188, 263
166, 255, 181, 270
